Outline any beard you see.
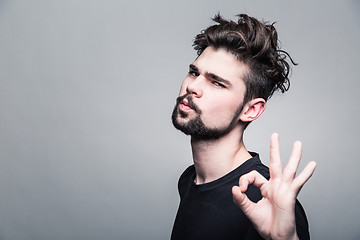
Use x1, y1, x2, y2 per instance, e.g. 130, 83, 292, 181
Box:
171, 94, 243, 140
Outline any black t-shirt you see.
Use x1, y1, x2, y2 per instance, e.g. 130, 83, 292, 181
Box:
171, 153, 310, 240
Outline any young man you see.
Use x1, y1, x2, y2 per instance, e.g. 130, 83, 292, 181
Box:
171, 14, 317, 240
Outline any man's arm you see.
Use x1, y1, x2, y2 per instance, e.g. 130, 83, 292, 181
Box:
232, 133, 317, 240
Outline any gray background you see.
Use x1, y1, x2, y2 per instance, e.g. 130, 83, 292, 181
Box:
0, 0, 359, 239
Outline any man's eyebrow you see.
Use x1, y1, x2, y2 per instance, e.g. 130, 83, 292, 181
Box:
206, 72, 231, 86
189, 64, 199, 72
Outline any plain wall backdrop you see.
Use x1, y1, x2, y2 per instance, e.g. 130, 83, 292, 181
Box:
0, 0, 359, 239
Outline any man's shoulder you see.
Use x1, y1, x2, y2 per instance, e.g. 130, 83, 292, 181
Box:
234, 152, 270, 180
177, 164, 195, 187
179, 164, 195, 179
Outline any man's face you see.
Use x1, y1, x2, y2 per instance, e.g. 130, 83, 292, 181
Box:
172, 47, 248, 140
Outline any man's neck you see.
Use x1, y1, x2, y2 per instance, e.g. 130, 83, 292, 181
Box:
190, 127, 252, 184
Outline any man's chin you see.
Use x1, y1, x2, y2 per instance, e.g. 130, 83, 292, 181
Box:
172, 117, 189, 133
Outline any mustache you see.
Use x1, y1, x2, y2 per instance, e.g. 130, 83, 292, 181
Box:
176, 94, 201, 114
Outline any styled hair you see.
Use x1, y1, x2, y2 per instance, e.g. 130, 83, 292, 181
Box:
193, 14, 296, 103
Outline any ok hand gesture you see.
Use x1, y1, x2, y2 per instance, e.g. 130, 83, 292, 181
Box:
232, 133, 317, 240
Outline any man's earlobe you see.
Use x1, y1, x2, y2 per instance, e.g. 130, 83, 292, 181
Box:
239, 98, 266, 122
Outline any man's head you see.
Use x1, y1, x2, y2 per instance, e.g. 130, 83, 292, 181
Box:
172, 14, 295, 140
193, 14, 295, 104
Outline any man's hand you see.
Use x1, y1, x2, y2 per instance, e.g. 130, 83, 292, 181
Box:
232, 133, 317, 240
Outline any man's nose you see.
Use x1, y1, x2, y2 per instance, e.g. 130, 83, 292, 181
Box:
186, 77, 203, 98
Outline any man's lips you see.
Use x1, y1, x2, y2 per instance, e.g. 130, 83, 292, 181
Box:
180, 100, 192, 111
176, 94, 201, 114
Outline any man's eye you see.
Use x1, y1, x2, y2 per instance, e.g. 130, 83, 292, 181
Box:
189, 71, 199, 77
213, 81, 225, 88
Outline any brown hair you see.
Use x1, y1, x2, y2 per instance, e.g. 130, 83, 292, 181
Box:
193, 14, 296, 103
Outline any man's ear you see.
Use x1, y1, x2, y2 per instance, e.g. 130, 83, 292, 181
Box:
239, 98, 266, 123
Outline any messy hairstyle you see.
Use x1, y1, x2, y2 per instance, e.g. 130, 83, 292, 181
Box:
193, 14, 296, 104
